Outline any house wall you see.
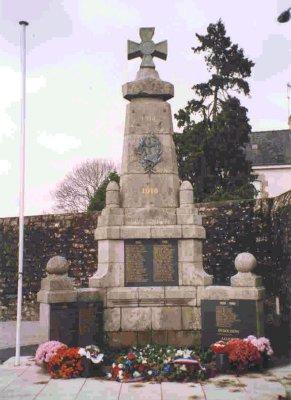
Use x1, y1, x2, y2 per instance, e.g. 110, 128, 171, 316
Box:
253, 165, 291, 198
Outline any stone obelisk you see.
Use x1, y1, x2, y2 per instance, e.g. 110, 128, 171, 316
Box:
89, 28, 212, 348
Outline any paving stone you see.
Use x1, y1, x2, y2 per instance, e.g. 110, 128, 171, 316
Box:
0, 358, 290, 400
161, 382, 205, 400
37, 377, 86, 400
202, 375, 246, 400
119, 381, 161, 400
0, 362, 50, 400
238, 374, 286, 400
0, 366, 29, 391
75, 379, 121, 400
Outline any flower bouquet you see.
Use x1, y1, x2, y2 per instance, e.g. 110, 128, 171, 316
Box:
225, 338, 261, 375
35, 341, 67, 369
107, 345, 210, 382
78, 345, 104, 377
244, 335, 273, 369
47, 347, 84, 379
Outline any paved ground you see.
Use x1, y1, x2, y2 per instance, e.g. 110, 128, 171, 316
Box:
0, 356, 290, 400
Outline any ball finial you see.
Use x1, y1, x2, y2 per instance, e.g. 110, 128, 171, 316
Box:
234, 252, 257, 273
46, 256, 69, 275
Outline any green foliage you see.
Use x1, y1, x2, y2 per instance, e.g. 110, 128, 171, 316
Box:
174, 20, 257, 202
87, 171, 120, 212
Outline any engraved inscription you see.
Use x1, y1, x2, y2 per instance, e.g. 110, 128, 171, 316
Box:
125, 241, 149, 284
153, 240, 176, 282
125, 239, 178, 287
201, 299, 258, 348
216, 304, 240, 328
142, 187, 158, 194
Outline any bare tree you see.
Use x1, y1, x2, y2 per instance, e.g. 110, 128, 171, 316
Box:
52, 159, 116, 213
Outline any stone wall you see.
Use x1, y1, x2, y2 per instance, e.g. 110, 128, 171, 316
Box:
0, 213, 98, 320
0, 192, 290, 335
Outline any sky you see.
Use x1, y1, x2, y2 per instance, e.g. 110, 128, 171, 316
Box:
0, 0, 290, 217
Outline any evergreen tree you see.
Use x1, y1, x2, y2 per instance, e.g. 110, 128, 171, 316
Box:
87, 171, 120, 212
174, 20, 256, 202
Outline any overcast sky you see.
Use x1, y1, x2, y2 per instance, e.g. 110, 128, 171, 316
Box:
0, 0, 290, 217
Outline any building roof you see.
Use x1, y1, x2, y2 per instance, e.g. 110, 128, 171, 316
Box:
246, 129, 291, 166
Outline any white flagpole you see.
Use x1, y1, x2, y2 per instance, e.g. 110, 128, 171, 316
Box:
15, 20, 29, 367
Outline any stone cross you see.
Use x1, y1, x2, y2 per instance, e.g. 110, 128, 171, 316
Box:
128, 27, 167, 68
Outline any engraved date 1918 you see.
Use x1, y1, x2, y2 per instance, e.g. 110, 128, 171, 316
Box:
142, 187, 158, 194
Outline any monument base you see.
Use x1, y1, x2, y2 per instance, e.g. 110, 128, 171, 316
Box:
106, 330, 201, 348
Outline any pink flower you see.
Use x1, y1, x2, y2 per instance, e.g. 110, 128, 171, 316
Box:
244, 336, 273, 356
35, 341, 67, 365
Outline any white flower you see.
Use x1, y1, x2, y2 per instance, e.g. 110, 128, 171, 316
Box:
78, 348, 86, 357
133, 371, 141, 378
167, 349, 171, 353
163, 359, 169, 364
106, 373, 112, 379
183, 350, 192, 358
180, 365, 187, 371
118, 371, 124, 380
86, 351, 91, 359
118, 363, 124, 369
91, 353, 104, 364
142, 359, 148, 364
176, 350, 183, 357
147, 370, 153, 375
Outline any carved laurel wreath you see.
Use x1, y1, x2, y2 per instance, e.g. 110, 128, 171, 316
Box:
137, 133, 162, 173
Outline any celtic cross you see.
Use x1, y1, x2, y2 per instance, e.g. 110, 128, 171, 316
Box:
127, 27, 167, 68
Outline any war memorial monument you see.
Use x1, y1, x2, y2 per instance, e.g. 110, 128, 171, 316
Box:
37, 28, 265, 348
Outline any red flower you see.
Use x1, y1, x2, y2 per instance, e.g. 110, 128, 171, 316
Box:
47, 347, 84, 379
111, 365, 121, 379
211, 341, 227, 354
224, 338, 261, 372
127, 352, 136, 361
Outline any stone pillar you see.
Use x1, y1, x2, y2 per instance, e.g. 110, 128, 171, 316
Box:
120, 68, 180, 212
38, 256, 102, 346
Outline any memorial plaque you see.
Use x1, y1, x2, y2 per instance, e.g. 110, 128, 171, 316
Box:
50, 301, 103, 347
201, 299, 258, 348
125, 239, 178, 286
78, 301, 103, 347
50, 303, 79, 346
